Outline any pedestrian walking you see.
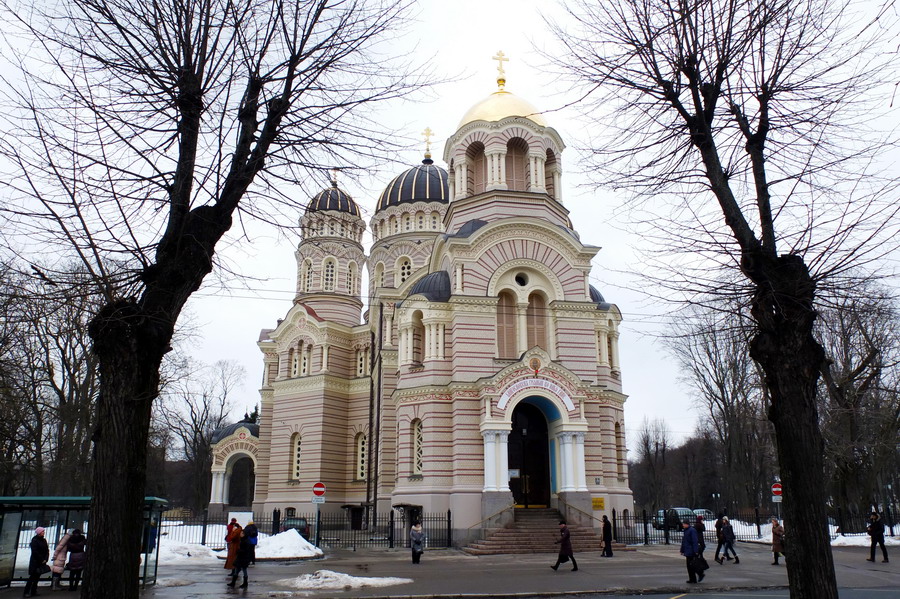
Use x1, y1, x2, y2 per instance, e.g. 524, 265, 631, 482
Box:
715, 516, 739, 564
244, 520, 259, 565
866, 512, 889, 563
680, 520, 704, 583
550, 520, 578, 571
713, 512, 726, 563
227, 532, 253, 589
65, 529, 87, 591
224, 522, 242, 576
50, 528, 72, 591
24, 527, 50, 598
410, 521, 425, 564
601, 515, 613, 557
694, 515, 707, 556
771, 517, 785, 565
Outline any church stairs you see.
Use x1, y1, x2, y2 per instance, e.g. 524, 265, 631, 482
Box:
463, 508, 623, 556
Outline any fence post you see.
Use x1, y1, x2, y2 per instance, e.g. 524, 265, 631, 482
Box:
643, 509, 649, 545
886, 505, 895, 537
272, 508, 281, 536
201, 510, 208, 547
755, 508, 761, 538
612, 509, 618, 542
389, 510, 395, 549
838, 507, 844, 536
315, 508, 322, 548
447, 510, 452, 548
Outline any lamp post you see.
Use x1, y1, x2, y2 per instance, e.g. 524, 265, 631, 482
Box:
712, 493, 721, 516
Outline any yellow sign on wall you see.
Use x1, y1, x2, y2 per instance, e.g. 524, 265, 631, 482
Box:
592, 497, 605, 510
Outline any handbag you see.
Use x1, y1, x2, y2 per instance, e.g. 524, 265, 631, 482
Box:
693, 556, 710, 571
38, 563, 51, 575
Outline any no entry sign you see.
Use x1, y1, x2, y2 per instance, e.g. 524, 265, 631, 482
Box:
313, 482, 326, 496
771, 483, 783, 496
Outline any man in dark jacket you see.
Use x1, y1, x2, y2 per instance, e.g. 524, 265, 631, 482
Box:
601, 515, 613, 557
244, 520, 259, 565
867, 512, 889, 563
24, 527, 50, 597
680, 520, 704, 584
713, 512, 725, 563
550, 520, 578, 572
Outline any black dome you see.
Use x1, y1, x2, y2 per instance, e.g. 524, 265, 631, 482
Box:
408, 270, 451, 302
306, 182, 360, 217
211, 420, 260, 444
589, 285, 611, 310
376, 158, 449, 213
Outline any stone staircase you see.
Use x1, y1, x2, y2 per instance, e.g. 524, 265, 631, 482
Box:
463, 508, 620, 556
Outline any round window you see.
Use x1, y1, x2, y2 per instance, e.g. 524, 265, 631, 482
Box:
515, 273, 529, 286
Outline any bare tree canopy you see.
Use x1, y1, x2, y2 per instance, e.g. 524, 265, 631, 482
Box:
548, 1, 900, 597
0, 0, 423, 596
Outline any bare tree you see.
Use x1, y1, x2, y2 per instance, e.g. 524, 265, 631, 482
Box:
631, 417, 672, 512
550, 1, 900, 596
0, 0, 421, 596
159, 358, 243, 512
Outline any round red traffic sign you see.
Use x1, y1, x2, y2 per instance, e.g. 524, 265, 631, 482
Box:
771, 483, 783, 496
313, 482, 326, 496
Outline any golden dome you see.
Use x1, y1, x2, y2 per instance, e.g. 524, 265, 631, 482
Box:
457, 90, 548, 128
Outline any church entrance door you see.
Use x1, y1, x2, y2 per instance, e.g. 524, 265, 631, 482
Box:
508, 401, 550, 508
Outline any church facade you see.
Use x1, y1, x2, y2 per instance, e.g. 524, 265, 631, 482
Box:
209, 65, 633, 540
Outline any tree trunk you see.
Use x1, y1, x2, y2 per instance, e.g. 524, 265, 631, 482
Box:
746, 252, 838, 599
83, 301, 170, 599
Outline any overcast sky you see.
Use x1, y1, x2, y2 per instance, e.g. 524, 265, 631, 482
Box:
183, 0, 704, 449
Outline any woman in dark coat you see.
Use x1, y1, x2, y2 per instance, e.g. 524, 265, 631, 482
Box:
694, 515, 707, 556
601, 515, 613, 557
551, 520, 578, 571
227, 533, 253, 589
224, 523, 243, 574
66, 529, 87, 591
771, 517, 785, 565
24, 527, 50, 598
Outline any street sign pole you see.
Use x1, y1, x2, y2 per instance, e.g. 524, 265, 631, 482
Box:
312, 482, 326, 547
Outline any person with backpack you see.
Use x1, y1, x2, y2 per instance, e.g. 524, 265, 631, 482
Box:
867, 511, 889, 563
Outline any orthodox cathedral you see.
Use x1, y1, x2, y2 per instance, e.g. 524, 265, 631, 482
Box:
209, 56, 632, 541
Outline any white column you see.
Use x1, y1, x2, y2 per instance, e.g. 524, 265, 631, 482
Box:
558, 433, 576, 492
497, 432, 510, 491
610, 333, 620, 371
455, 264, 463, 293
598, 330, 609, 366
209, 472, 221, 504
553, 171, 562, 202
574, 433, 588, 491
438, 324, 445, 359
482, 431, 498, 491
398, 326, 407, 365
426, 324, 435, 361
321, 345, 329, 372
517, 303, 528, 354
384, 314, 393, 347
457, 163, 468, 199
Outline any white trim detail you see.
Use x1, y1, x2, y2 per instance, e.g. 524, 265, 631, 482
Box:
498, 378, 574, 411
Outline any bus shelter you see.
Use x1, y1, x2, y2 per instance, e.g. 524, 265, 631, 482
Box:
0, 496, 167, 588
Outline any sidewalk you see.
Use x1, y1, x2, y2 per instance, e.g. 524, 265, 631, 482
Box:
4, 542, 896, 598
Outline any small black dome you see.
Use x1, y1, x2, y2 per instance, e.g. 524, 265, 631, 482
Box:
376, 158, 448, 213
408, 270, 451, 302
211, 420, 260, 444
446, 219, 488, 239
589, 285, 611, 310
306, 182, 361, 217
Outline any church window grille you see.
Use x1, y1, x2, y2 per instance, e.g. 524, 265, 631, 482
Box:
392, 217, 399, 234
403, 214, 411, 231
497, 292, 517, 358
412, 419, 424, 475
317, 221, 324, 235
615, 422, 626, 479
356, 349, 368, 376
348, 262, 357, 294
431, 213, 439, 229
417, 213, 424, 229
303, 260, 313, 292
467, 142, 487, 195
290, 433, 302, 480
289, 348, 298, 377
506, 138, 528, 191
526, 292, 548, 349
339, 222, 344, 236
374, 262, 385, 288
329, 222, 335, 236
545, 150, 557, 198
323, 260, 335, 291
301, 346, 310, 375
355, 433, 367, 480
607, 337, 615, 369
411, 311, 424, 363
399, 259, 412, 284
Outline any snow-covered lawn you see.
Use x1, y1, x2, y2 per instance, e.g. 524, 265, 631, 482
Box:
158, 528, 322, 564
275, 570, 412, 590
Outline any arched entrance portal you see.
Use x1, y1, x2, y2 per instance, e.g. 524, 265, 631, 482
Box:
508, 401, 550, 508
226, 455, 256, 508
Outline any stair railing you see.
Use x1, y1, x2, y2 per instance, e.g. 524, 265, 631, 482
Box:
464, 503, 516, 533
557, 497, 604, 530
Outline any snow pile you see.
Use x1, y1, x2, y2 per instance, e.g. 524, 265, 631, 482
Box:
211, 528, 323, 560
278, 569, 412, 590
157, 540, 219, 564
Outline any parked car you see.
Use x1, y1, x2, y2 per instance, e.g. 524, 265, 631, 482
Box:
693, 508, 715, 522
282, 517, 310, 540
653, 507, 695, 530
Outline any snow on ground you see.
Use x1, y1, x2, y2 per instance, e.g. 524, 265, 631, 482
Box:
254, 528, 323, 559
276, 570, 412, 591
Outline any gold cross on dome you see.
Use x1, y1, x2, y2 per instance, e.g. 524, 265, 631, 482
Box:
330, 168, 339, 186
422, 127, 433, 157
492, 50, 509, 90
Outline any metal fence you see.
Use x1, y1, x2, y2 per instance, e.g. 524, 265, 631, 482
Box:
608, 508, 895, 546
158, 509, 453, 551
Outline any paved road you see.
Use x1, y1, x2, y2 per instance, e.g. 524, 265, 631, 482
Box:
2, 542, 895, 598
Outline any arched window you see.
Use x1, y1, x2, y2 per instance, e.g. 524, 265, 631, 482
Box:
506, 138, 528, 191
328, 221, 335, 236
526, 292, 548, 349
290, 433, 302, 480
431, 212, 439, 230
374, 262, 385, 288
411, 310, 425, 363
323, 259, 335, 291
391, 216, 399, 234
416, 212, 424, 230
303, 260, 313, 292
355, 433, 368, 480
348, 262, 358, 294
497, 291, 517, 358
412, 419, 424, 475
301, 345, 311, 376
545, 149, 558, 198
403, 214, 411, 231
615, 422, 626, 479
467, 142, 487, 195
289, 347, 299, 377
398, 258, 412, 284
